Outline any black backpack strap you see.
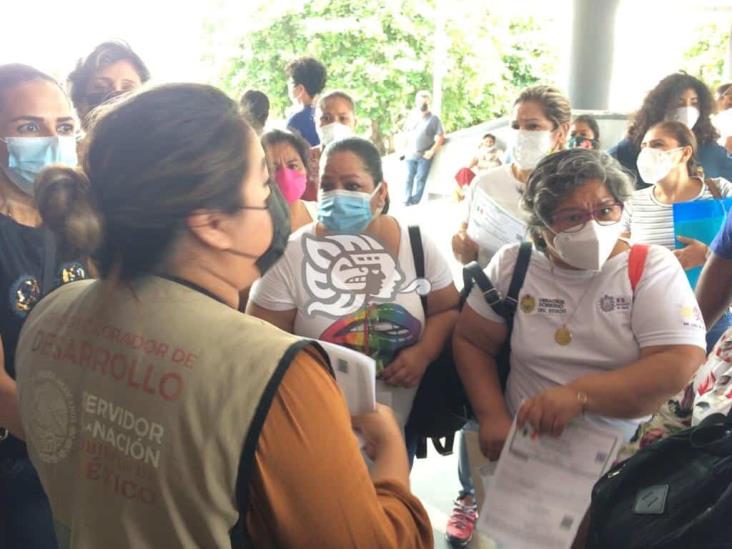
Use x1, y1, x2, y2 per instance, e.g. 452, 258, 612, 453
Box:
462, 243, 532, 321
416, 436, 427, 459
430, 433, 455, 456
407, 225, 428, 313
462, 261, 507, 318
504, 242, 532, 317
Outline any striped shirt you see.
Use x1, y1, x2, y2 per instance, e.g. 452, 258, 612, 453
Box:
623, 178, 732, 250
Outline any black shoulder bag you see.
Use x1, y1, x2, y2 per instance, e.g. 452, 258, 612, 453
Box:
405, 226, 531, 457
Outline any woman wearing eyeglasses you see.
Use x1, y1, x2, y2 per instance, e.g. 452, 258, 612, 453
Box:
454, 149, 705, 467
0, 64, 89, 549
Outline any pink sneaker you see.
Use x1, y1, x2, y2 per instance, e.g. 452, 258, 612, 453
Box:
445, 498, 478, 547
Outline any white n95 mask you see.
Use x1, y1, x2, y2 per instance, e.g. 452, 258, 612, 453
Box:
550, 220, 622, 271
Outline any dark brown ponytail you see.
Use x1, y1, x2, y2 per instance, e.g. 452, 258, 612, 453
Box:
34, 167, 102, 260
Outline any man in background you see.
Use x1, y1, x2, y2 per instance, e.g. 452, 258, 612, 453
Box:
401, 90, 445, 206
285, 57, 327, 146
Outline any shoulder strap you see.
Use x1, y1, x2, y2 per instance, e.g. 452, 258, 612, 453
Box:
462, 243, 532, 320
407, 225, 428, 313
462, 261, 507, 318
706, 178, 722, 200
504, 242, 532, 317
628, 244, 649, 294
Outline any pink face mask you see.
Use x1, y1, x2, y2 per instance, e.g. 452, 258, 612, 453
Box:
274, 167, 307, 204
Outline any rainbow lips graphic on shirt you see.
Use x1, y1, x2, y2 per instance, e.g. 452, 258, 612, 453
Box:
320, 303, 421, 371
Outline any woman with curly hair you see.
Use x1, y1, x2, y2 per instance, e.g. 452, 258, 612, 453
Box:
609, 73, 732, 188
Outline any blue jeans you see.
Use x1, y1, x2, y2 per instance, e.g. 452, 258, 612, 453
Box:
404, 157, 432, 206
457, 420, 479, 499
707, 311, 732, 353
0, 454, 58, 549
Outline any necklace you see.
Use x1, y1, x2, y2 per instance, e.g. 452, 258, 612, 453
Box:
549, 259, 602, 346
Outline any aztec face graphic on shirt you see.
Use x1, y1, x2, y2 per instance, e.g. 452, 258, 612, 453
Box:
301, 233, 429, 368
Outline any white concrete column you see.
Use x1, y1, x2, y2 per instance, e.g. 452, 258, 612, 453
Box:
568, 0, 621, 109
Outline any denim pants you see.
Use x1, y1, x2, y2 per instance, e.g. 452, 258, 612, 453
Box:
0, 452, 58, 549
404, 157, 432, 205
457, 420, 479, 498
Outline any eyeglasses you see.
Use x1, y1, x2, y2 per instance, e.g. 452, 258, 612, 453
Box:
549, 202, 624, 233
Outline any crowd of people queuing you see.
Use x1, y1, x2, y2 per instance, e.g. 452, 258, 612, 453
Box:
1, 37, 732, 549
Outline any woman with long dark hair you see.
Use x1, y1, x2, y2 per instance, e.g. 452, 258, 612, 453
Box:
610, 72, 732, 187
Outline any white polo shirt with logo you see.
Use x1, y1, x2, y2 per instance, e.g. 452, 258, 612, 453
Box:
466, 242, 707, 439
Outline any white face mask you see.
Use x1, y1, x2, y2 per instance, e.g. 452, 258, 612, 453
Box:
637, 147, 683, 184
550, 220, 623, 271
319, 122, 354, 147
512, 129, 554, 170
667, 106, 700, 130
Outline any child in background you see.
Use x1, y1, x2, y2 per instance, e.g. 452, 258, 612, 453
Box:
454, 133, 503, 202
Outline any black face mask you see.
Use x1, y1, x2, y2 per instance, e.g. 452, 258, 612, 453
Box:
233, 182, 291, 276
420, 102, 429, 112
85, 90, 128, 111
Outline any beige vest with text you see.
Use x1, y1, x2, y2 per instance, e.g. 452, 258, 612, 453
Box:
16, 276, 310, 549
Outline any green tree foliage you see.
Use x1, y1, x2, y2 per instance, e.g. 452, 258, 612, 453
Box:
682, 22, 731, 91
218, 0, 557, 152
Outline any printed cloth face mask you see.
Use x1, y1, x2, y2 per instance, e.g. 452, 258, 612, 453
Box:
568, 135, 599, 150
1, 136, 78, 195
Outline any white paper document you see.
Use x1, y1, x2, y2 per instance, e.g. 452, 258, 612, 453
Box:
316, 340, 376, 416
467, 186, 527, 255
477, 417, 623, 549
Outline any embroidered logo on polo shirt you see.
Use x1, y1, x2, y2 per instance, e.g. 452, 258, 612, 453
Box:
520, 294, 536, 314
9, 263, 87, 318
10, 275, 41, 318
58, 262, 86, 285
599, 295, 615, 312
598, 295, 632, 313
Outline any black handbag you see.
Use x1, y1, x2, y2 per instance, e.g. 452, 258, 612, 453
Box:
588, 410, 732, 549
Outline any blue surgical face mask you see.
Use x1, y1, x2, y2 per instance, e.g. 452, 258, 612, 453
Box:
1, 136, 78, 195
318, 183, 382, 234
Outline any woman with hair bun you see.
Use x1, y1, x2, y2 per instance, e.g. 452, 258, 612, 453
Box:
14, 84, 432, 548
0, 63, 88, 549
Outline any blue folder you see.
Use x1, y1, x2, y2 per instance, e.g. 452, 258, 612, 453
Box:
673, 198, 732, 288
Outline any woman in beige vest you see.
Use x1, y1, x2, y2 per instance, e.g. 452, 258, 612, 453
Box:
14, 84, 432, 548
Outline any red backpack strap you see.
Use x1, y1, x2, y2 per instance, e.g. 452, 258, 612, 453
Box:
628, 244, 650, 294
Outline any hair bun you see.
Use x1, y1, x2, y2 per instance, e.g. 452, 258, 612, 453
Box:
35, 166, 102, 258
